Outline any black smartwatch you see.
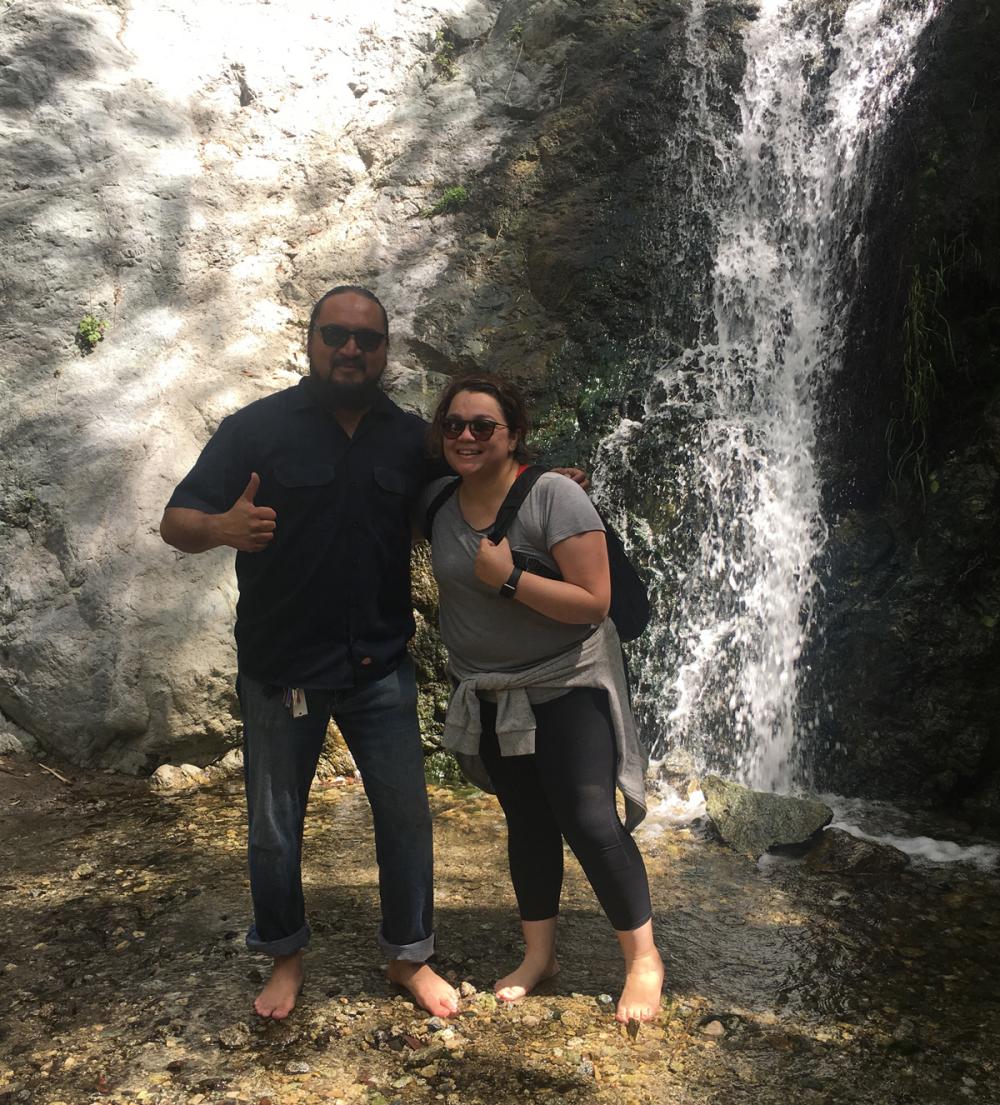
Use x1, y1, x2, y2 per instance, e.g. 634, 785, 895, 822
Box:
499, 566, 523, 599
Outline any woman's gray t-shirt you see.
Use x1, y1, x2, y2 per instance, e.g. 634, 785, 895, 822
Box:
419, 472, 606, 674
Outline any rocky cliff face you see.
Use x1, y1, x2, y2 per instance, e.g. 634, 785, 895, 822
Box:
5, 0, 996, 828
0, 0, 702, 768
803, 0, 1000, 825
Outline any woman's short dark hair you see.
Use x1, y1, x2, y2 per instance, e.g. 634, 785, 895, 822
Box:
427, 374, 535, 464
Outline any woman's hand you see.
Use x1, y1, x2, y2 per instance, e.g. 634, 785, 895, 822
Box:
475, 536, 514, 589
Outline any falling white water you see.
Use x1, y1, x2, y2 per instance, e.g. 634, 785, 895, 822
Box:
594, 0, 938, 792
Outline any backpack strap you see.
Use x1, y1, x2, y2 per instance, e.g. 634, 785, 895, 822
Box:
425, 466, 547, 545
487, 466, 548, 545
423, 478, 460, 543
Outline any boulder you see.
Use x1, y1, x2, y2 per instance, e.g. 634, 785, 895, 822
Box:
805, 827, 909, 874
702, 775, 833, 860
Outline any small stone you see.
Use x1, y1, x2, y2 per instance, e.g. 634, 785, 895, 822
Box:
596, 994, 614, 1009
425, 1017, 446, 1032
700, 1020, 725, 1037
521, 1014, 541, 1027
459, 981, 476, 998
417, 1063, 439, 1078
284, 1060, 311, 1074
71, 863, 96, 880
217, 1023, 251, 1050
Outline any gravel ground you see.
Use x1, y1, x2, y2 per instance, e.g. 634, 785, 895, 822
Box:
1, 755, 998, 1105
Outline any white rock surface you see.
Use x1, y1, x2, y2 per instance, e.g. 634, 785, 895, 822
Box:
0, 0, 550, 767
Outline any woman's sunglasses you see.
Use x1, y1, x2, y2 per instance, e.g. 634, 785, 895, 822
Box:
315, 324, 387, 352
441, 417, 509, 441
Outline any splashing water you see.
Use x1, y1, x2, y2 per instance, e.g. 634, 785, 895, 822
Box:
594, 0, 938, 791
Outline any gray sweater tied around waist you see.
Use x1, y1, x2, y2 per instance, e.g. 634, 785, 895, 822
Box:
442, 619, 648, 832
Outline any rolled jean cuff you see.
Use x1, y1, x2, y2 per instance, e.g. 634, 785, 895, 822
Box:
378, 927, 434, 962
246, 922, 310, 957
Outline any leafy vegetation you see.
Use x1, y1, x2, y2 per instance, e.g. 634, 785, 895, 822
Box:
432, 29, 458, 80
76, 314, 108, 354
886, 236, 978, 497
423, 185, 470, 217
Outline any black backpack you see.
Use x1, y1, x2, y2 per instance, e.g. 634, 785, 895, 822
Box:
424, 466, 651, 642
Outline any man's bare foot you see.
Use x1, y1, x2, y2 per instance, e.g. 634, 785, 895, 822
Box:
254, 951, 304, 1020
494, 955, 560, 1003
616, 948, 663, 1023
387, 961, 460, 1018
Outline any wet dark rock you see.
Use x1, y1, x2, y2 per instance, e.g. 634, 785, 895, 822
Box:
702, 775, 833, 860
805, 828, 910, 874
803, 0, 1000, 824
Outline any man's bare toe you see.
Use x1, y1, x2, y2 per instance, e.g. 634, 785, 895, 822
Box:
387, 961, 459, 1018
254, 952, 304, 1019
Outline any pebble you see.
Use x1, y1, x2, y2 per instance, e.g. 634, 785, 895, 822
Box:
217, 1023, 251, 1050
522, 1014, 541, 1027
426, 1017, 447, 1032
459, 980, 477, 997
700, 1020, 726, 1037
284, 1060, 311, 1074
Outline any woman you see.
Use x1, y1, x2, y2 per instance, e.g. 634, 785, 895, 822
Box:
420, 373, 663, 1023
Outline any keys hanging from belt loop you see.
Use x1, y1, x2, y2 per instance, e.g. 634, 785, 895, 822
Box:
283, 687, 308, 717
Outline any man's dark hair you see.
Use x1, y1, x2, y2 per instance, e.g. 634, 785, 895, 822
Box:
308, 285, 389, 341
427, 373, 535, 464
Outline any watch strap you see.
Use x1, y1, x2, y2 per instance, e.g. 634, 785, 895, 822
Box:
499, 566, 523, 599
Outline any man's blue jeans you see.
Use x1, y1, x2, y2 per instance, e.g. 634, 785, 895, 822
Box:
239, 655, 434, 961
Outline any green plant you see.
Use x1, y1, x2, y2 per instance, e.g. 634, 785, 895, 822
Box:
886, 236, 970, 497
76, 313, 108, 353
423, 184, 470, 217
509, 22, 524, 43
432, 29, 457, 80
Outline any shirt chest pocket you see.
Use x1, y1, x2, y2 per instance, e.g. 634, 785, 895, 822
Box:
373, 466, 408, 496
273, 462, 338, 503
372, 466, 413, 532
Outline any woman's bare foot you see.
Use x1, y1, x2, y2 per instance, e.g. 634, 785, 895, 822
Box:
387, 961, 460, 1018
254, 951, 304, 1019
494, 954, 560, 1003
616, 948, 663, 1023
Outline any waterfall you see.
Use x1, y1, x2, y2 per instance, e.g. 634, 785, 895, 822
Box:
594, 0, 938, 792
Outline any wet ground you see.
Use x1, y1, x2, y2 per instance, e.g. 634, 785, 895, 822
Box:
1, 755, 999, 1105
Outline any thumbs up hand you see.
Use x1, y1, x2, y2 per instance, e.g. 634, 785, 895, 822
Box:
220, 472, 277, 551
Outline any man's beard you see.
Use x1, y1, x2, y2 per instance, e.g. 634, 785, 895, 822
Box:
306, 365, 382, 411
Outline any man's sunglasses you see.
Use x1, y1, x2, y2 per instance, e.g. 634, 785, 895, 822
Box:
315, 324, 387, 352
441, 416, 509, 441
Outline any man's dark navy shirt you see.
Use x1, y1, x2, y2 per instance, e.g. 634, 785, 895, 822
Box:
167, 379, 443, 689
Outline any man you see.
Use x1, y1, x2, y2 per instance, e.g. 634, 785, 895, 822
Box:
160, 286, 459, 1019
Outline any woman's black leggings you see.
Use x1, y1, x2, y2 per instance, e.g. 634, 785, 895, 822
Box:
477, 686, 652, 932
